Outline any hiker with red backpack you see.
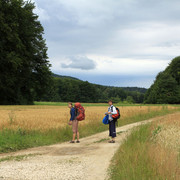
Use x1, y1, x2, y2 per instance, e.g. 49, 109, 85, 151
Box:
68, 102, 85, 143
105, 100, 120, 143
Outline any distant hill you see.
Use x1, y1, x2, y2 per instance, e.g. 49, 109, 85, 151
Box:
52, 73, 147, 94
38, 73, 148, 103
44, 73, 148, 103
119, 87, 147, 93
52, 73, 80, 81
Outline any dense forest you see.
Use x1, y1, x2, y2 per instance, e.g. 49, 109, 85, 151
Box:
38, 74, 146, 103
144, 57, 180, 104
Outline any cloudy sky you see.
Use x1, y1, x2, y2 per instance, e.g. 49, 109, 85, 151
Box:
33, 0, 180, 88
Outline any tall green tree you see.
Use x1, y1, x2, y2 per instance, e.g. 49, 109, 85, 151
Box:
144, 57, 180, 104
0, 0, 52, 104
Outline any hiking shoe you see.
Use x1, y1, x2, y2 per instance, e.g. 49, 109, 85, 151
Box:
108, 140, 115, 143
76, 141, 80, 143
70, 141, 75, 143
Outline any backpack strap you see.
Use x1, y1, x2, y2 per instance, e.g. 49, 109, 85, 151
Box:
111, 105, 114, 112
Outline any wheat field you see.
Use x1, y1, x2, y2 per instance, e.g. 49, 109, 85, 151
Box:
0, 105, 178, 131
148, 112, 180, 180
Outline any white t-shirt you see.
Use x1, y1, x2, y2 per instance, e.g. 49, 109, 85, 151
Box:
108, 105, 117, 121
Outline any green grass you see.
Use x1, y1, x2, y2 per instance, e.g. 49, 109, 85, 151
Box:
109, 124, 158, 180
0, 122, 108, 153
0, 153, 41, 162
109, 116, 180, 180
0, 107, 179, 154
34, 101, 180, 107
34, 101, 110, 106
0, 127, 73, 153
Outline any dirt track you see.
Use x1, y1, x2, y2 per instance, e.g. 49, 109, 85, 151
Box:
0, 113, 178, 180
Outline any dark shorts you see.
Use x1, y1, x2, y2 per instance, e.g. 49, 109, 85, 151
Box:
109, 120, 116, 138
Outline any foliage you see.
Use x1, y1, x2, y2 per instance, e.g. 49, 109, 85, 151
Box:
0, 0, 52, 105
40, 77, 146, 103
125, 96, 135, 104
144, 56, 180, 104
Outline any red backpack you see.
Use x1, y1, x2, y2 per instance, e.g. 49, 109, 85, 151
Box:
112, 107, 121, 119
75, 102, 85, 121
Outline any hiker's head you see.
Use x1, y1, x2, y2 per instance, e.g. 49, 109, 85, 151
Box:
68, 102, 73, 108
108, 100, 113, 106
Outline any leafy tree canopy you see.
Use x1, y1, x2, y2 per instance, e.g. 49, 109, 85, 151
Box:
0, 0, 52, 104
144, 56, 180, 104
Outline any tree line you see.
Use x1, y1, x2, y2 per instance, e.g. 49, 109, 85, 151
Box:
38, 75, 146, 103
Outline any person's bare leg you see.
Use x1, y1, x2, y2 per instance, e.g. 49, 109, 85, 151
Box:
76, 120, 80, 142
72, 133, 76, 141
71, 120, 76, 142
77, 132, 79, 141
112, 137, 115, 141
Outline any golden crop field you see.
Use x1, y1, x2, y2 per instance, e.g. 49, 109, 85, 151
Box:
0, 105, 178, 131
147, 113, 180, 180
153, 113, 180, 151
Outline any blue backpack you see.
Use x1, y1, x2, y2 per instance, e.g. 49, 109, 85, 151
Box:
102, 115, 109, 124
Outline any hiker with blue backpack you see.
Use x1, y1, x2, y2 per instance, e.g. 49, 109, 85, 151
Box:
68, 102, 85, 143
104, 100, 120, 143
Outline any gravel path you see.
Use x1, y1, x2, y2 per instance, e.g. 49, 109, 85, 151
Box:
0, 114, 177, 180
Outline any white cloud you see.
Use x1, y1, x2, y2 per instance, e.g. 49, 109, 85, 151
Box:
33, 0, 180, 87
88, 55, 169, 76
61, 56, 96, 70
51, 55, 169, 76
33, 2, 50, 21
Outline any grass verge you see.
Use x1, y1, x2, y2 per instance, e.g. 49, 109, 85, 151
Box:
0, 108, 179, 154
109, 118, 180, 180
34, 101, 179, 107
109, 124, 156, 180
